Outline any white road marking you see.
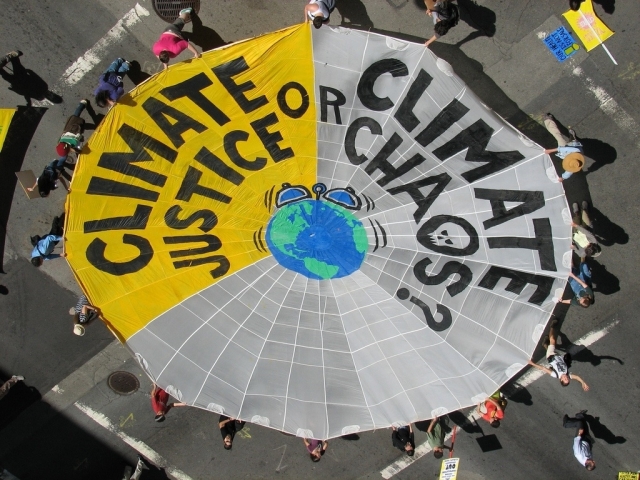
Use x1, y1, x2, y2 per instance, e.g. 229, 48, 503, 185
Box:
572, 66, 640, 148
379, 319, 620, 479
30, 3, 149, 107
75, 402, 194, 480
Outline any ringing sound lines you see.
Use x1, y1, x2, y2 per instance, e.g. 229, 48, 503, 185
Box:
253, 226, 267, 252
264, 186, 276, 211
369, 219, 387, 252
362, 194, 375, 212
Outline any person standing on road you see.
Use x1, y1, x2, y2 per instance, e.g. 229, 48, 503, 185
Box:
30, 213, 65, 267
560, 258, 595, 308
151, 384, 186, 422
391, 423, 415, 456
476, 392, 506, 428
69, 294, 99, 336
542, 113, 585, 182
218, 415, 244, 450
94, 58, 131, 108
424, 0, 460, 48
528, 319, 590, 390
571, 201, 600, 259
304, 0, 336, 29
303, 438, 328, 462
55, 99, 89, 164
426, 416, 450, 458
563, 410, 596, 471
153, 8, 200, 70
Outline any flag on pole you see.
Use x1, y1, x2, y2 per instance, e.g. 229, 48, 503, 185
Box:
563, 0, 613, 52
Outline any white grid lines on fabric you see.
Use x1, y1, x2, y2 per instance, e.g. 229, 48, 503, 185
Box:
326, 276, 376, 428
342, 277, 420, 419
189, 261, 286, 405
320, 289, 330, 437
281, 274, 308, 436
236, 266, 292, 420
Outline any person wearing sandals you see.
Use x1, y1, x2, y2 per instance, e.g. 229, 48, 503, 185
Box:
542, 113, 585, 182
153, 8, 201, 70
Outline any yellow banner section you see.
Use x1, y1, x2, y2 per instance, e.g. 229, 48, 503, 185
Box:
0, 108, 16, 151
65, 24, 316, 340
563, 0, 613, 52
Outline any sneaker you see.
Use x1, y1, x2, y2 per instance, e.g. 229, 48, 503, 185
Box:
572, 202, 579, 215
6, 50, 22, 59
80, 99, 89, 105
179, 7, 193, 16
568, 127, 577, 140
13, 375, 25, 381
544, 113, 554, 121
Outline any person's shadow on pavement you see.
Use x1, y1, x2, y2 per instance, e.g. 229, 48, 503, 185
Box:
593, 0, 615, 14
584, 413, 625, 444
455, 0, 497, 47
0, 55, 62, 106
580, 137, 617, 174
335, 0, 374, 28
590, 206, 628, 247
557, 333, 624, 367
187, 13, 227, 52
126, 60, 152, 87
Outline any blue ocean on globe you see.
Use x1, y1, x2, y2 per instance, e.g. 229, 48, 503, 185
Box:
266, 200, 368, 280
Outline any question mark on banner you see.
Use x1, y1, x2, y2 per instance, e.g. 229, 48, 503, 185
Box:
396, 288, 452, 332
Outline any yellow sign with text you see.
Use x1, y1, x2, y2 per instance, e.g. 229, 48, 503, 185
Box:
65, 24, 316, 340
0, 108, 16, 150
563, 0, 614, 51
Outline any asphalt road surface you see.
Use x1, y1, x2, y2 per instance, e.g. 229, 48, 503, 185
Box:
1, 0, 639, 479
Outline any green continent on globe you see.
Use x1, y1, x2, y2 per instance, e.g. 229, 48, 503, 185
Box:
266, 200, 368, 280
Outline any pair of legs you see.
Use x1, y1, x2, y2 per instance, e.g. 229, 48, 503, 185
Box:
563, 412, 593, 443
105, 58, 130, 75
572, 201, 592, 228
544, 117, 571, 147
163, 9, 192, 37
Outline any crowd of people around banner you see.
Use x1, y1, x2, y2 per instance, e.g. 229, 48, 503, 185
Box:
0, 0, 609, 475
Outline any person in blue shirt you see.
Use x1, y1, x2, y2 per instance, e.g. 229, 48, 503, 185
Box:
30, 214, 64, 267
94, 58, 130, 108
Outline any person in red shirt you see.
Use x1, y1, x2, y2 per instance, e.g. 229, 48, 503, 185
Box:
476, 394, 506, 428
151, 383, 186, 422
152, 8, 201, 70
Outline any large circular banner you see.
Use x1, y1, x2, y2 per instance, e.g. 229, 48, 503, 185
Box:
65, 24, 571, 440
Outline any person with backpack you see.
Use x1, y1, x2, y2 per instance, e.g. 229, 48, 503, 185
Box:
94, 57, 130, 108
55, 99, 88, 163
424, 0, 459, 47
528, 318, 590, 390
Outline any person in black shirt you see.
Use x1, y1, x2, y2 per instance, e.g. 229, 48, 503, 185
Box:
391, 424, 415, 456
219, 415, 244, 450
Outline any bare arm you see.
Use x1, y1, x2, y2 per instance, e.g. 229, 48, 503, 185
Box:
570, 374, 590, 391
544, 148, 558, 154
322, 440, 328, 451
427, 417, 437, 433
187, 42, 200, 58
303, 438, 310, 447
425, 35, 437, 47
485, 397, 502, 412
527, 360, 552, 375
304, 4, 312, 22
408, 423, 413, 434
27, 179, 38, 192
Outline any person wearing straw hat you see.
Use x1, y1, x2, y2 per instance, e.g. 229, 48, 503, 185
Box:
543, 113, 585, 181
69, 294, 98, 336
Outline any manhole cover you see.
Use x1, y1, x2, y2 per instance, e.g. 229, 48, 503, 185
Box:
107, 371, 140, 395
152, 0, 201, 23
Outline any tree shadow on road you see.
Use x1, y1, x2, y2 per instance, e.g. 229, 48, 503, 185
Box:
335, 0, 374, 28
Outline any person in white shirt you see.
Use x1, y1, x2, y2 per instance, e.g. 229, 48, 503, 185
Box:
563, 411, 596, 471
304, 0, 336, 28
527, 317, 590, 391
